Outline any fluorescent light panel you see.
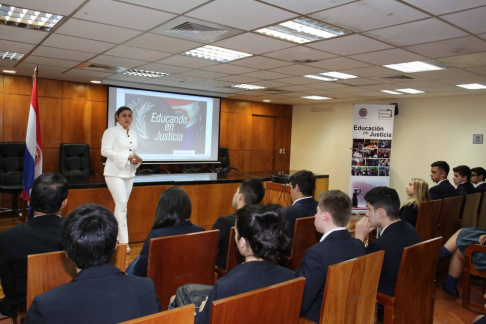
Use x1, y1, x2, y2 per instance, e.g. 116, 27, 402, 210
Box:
0, 4, 63, 32
256, 17, 350, 44
230, 84, 266, 90
123, 69, 170, 78
2, 69, 16, 73
181, 45, 252, 63
303, 74, 337, 81
0, 50, 24, 61
380, 90, 403, 95
395, 88, 425, 94
383, 61, 450, 73
302, 96, 332, 100
320, 71, 357, 79
456, 83, 486, 90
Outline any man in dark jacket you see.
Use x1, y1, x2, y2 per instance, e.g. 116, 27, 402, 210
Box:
453, 165, 475, 196
471, 167, 486, 193
429, 161, 456, 199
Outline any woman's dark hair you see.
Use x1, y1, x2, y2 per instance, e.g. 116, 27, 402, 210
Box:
235, 204, 289, 263
152, 187, 192, 230
114, 106, 132, 125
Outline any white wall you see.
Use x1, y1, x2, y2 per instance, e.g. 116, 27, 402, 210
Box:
290, 94, 486, 204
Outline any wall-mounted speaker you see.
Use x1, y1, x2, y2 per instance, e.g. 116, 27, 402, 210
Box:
391, 103, 399, 116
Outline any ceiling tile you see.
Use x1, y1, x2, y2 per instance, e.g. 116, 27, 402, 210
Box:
304, 57, 371, 69
0, 60, 20, 68
55, 19, 142, 43
74, 0, 176, 31
0, 39, 35, 54
276, 85, 315, 91
339, 66, 398, 77
186, 0, 297, 31
464, 65, 486, 76
125, 34, 202, 54
31, 46, 97, 61
104, 46, 172, 62
16, 62, 67, 74
269, 64, 326, 75
135, 63, 191, 74
230, 56, 292, 69
263, 46, 335, 62
240, 71, 291, 79
364, 19, 468, 47
202, 64, 258, 75
157, 55, 218, 69
305, 82, 352, 90
357, 83, 401, 91
64, 69, 114, 78
308, 34, 394, 56
88, 55, 148, 69
349, 48, 426, 65
310, 0, 429, 32
194, 80, 237, 87
44, 34, 115, 53
273, 76, 322, 85
394, 80, 446, 88
216, 75, 262, 83
439, 52, 486, 68
439, 75, 486, 85
402, 0, 486, 15
413, 68, 481, 80
23, 56, 80, 68
119, 0, 211, 14
260, 0, 355, 15
158, 74, 206, 83
405, 36, 486, 58
178, 70, 230, 79
441, 7, 486, 34
213, 33, 295, 55
106, 73, 158, 83
339, 78, 381, 86
418, 85, 469, 93
9, 0, 86, 15
0, 25, 48, 44
250, 80, 291, 88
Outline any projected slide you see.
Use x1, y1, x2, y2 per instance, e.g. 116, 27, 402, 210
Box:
108, 87, 221, 162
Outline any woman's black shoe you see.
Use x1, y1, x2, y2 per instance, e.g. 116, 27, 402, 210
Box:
442, 284, 459, 297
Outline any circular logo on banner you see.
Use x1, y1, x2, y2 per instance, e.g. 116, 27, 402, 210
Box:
34, 147, 42, 165
358, 108, 368, 117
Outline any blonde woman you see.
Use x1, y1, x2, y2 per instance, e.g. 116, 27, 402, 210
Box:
399, 178, 431, 227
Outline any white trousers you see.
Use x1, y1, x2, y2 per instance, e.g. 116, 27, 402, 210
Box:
105, 176, 134, 244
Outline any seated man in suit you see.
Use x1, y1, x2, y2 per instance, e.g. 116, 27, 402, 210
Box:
284, 170, 318, 241
453, 165, 475, 196
26, 204, 161, 324
355, 187, 419, 320
471, 167, 486, 193
0, 172, 67, 318
297, 190, 366, 323
429, 160, 456, 199
212, 179, 265, 269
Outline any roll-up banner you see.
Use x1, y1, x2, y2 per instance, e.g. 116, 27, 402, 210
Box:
349, 104, 395, 207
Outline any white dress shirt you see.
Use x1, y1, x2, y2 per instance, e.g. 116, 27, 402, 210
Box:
319, 227, 347, 242
101, 123, 139, 178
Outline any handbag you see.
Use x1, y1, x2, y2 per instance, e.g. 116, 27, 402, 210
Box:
171, 284, 213, 312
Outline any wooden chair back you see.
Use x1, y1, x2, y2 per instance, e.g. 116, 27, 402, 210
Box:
438, 196, 463, 243
379, 237, 443, 324
318, 251, 384, 324
415, 200, 442, 241
462, 243, 486, 314
210, 278, 305, 324
289, 216, 322, 270
477, 192, 486, 229
461, 193, 482, 228
117, 305, 195, 324
215, 227, 244, 279
147, 230, 219, 310
26, 244, 127, 310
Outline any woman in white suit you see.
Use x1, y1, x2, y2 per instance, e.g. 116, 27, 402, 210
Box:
101, 106, 141, 252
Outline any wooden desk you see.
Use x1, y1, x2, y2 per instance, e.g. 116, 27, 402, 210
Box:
63, 172, 329, 243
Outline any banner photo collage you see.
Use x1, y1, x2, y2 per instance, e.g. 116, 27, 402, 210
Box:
349, 104, 395, 207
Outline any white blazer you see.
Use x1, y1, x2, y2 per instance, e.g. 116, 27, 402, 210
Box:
101, 123, 140, 178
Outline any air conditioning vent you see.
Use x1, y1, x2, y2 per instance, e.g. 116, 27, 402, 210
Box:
83, 64, 126, 73
292, 59, 319, 63
260, 89, 290, 94
167, 22, 227, 41
381, 75, 414, 80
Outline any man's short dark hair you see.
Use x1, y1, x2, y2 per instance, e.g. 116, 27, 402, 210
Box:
62, 204, 118, 270
319, 190, 351, 227
240, 179, 265, 205
289, 170, 316, 196
364, 187, 400, 220
472, 167, 486, 182
30, 172, 69, 214
431, 161, 450, 176
453, 165, 471, 181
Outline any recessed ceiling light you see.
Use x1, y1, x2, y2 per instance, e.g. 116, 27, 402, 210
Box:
90, 80, 102, 84
303, 74, 337, 81
380, 90, 403, 95
255, 18, 350, 44
263, 100, 271, 102
230, 84, 266, 90
383, 61, 450, 73
123, 69, 170, 78
456, 83, 486, 90
396, 88, 425, 94
0, 4, 64, 32
302, 96, 332, 100
0, 51, 24, 61
181, 45, 252, 63
320, 72, 357, 80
